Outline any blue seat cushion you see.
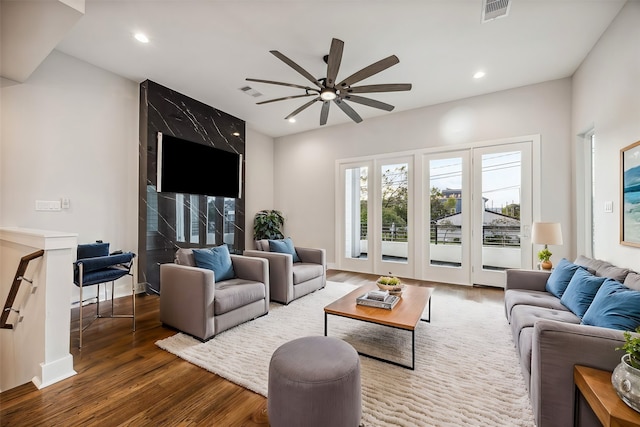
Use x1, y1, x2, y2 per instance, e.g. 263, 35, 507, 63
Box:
76, 252, 135, 273
582, 279, 640, 331
74, 252, 135, 285
193, 245, 235, 282
269, 237, 301, 263
560, 267, 606, 318
76, 267, 130, 287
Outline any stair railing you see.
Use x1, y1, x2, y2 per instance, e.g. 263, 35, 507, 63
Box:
1, 249, 45, 329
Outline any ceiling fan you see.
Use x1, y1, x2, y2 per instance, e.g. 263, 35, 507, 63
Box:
246, 38, 412, 126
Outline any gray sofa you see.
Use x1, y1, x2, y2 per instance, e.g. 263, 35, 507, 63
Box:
244, 239, 326, 304
160, 248, 269, 341
505, 256, 640, 427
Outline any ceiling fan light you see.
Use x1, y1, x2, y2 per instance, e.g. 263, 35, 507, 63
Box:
320, 88, 337, 101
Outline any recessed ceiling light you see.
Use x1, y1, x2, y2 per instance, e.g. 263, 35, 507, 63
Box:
134, 33, 149, 43
288, 118, 296, 123
232, 132, 240, 137
473, 71, 486, 79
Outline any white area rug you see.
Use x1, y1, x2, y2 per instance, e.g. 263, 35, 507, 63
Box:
156, 282, 535, 427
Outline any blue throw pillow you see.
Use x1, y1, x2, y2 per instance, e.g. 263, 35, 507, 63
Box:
193, 245, 235, 282
545, 258, 581, 298
560, 268, 606, 318
268, 237, 301, 263
582, 279, 640, 331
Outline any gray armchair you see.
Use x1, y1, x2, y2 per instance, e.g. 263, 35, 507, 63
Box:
160, 248, 269, 341
244, 240, 326, 304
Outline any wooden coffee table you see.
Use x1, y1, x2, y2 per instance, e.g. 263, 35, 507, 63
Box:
324, 283, 433, 370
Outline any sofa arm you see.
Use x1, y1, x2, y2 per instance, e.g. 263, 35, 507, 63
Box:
159, 263, 215, 340
244, 250, 294, 303
505, 269, 550, 292
531, 319, 625, 427
295, 247, 326, 267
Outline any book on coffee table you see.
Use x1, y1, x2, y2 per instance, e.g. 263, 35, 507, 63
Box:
356, 292, 400, 310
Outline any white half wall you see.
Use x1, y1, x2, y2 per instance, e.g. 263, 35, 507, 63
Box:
572, 1, 640, 270
274, 78, 573, 265
1, 50, 139, 300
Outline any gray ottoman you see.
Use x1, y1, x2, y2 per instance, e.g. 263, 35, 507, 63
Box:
268, 336, 362, 427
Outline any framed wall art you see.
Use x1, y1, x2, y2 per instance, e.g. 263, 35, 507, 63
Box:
621, 140, 640, 247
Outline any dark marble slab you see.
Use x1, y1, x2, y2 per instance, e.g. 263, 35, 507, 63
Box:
139, 80, 245, 293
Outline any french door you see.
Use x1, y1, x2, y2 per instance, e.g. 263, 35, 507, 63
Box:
423, 151, 471, 285
338, 138, 534, 287
338, 156, 414, 277
471, 143, 532, 286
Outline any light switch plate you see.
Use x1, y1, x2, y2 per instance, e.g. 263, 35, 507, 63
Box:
35, 200, 61, 211
604, 201, 613, 213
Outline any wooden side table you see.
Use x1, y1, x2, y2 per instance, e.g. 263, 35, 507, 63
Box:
574, 365, 640, 427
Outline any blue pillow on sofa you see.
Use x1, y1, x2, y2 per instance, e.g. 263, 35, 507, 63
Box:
545, 258, 581, 298
193, 245, 235, 282
269, 237, 301, 263
559, 268, 607, 318
582, 279, 640, 331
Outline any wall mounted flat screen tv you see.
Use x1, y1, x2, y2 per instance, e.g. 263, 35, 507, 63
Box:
157, 132, 242, 198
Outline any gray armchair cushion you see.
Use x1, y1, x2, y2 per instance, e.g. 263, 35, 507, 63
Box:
214, 280, 266, 315
292, 263, 324, 285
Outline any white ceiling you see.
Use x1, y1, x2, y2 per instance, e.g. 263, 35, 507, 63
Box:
53, 0, 626, 138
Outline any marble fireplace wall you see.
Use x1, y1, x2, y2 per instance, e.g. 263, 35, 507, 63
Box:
139, 80, 246, 293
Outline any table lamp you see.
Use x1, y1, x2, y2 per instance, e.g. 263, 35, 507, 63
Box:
531, 222, 563, 270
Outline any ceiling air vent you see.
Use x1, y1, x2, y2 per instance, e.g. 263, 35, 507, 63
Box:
482, 0, 511, 23
239, 86, 262, 97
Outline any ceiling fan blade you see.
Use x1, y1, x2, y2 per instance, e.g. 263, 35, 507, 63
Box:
320, 101, 330, 125
345, 83, 412, 94
284, 97, 320, 120
257, 93, 316, 105
334, 99, 363, 123
246, 78, 314, 91
343, 95, 395, 112
325, 38, 344, 88
337, 55, 399, 88
270, 50, 322, 88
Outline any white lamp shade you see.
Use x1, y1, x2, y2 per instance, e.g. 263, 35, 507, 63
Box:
531, 222, 563, 245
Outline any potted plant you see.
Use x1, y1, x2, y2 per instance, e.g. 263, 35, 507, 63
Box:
376, 276, 403, 294
619, 327, 640, 368
537, 248, 553, 270
612, 327, 640, 412
253, 210, 285, 240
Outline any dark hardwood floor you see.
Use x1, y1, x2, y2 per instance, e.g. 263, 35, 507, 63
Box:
0, 271, 503, 426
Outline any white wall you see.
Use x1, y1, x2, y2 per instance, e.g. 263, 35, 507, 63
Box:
244, 127, 275, 249
1, 50, 276, 297
274, 78, 573, 265
572, 1, 640, 270
1, 50, 139, 299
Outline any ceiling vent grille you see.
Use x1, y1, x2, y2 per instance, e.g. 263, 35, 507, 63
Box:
482, 0, 511, 22
239, 86, 262, 97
